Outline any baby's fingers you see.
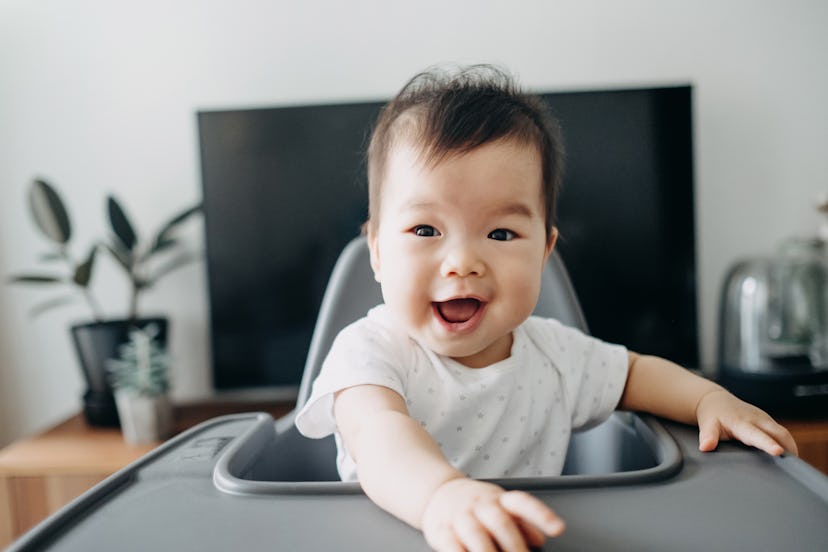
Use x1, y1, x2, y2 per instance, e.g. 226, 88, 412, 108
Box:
424, 523, 465, 552
515, 517, 547, 549
473, 502, 529, 552
500, 490, 565, 537
698, 417, 722, 452
757, 418, 798, 456
453, 511, 501, 552
730, 421, 787, 456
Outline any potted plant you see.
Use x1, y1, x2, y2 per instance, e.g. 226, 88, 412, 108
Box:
107, 323, 173, 444
8, 178, 201, 426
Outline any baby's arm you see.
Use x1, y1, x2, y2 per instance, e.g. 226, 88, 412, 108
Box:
334, 384, 565, 551
618, 352, 798, 456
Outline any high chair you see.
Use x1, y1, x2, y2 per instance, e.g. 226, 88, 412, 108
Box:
224, 235, 614, 484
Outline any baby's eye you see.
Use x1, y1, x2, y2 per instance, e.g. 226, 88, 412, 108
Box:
413, 225, 440, 237
488, 228, 516, 241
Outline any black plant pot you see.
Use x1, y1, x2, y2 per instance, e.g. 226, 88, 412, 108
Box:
70, 317, 168, 427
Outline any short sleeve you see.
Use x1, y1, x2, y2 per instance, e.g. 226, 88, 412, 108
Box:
294, 308, 409, 438
524, 317, 629, 432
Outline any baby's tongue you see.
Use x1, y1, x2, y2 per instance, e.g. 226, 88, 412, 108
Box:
437, 299, 480, 323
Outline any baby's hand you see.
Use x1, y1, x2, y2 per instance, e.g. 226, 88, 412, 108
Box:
695, 389, 798, 456
421, 477, 564, 552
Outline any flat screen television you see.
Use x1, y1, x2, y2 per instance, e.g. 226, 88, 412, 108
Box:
198, 85, 696, 391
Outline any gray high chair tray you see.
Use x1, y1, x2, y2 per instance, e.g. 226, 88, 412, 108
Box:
10, 238, 828, 551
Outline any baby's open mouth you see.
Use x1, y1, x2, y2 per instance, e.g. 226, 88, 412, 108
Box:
434, 298, 482, 324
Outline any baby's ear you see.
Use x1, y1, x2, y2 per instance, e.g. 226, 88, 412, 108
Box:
367, 231, 381, 283
544, 227, 559, 261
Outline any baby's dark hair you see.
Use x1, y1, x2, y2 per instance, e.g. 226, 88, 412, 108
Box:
366, 65, 564, 238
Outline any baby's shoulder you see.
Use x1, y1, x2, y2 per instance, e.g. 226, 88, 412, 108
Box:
521, 316, 600, 360
522, 315, 587, 342
333, 305, 415, 358
341, 304, 403, 338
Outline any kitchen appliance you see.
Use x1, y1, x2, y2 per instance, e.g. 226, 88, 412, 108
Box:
719, 236, 828, 416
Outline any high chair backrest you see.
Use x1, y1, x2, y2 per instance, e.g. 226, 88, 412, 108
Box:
296, 236, 588, 410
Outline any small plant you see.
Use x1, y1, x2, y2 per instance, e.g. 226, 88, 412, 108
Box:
107, 324, 170, 396
8, 178, 202, 320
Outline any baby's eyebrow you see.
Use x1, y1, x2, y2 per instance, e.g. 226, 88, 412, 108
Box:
401, 200, 535, 218
492, 202, 534, 218
402, 200, 439, 212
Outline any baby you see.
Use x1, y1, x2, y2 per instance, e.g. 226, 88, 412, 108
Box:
295, 65, 797, 552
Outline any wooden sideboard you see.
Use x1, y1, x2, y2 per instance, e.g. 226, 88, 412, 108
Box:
0, 400, 293, 549
779, 417, 828, 474
1, 404, 826, 549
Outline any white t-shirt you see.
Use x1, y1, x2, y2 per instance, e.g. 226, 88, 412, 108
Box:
295, 305, 628, 482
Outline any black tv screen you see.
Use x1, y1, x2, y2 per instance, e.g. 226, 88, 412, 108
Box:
198, 85, 696, 390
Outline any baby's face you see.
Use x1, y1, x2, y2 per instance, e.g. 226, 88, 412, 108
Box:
368, 139, 555, 367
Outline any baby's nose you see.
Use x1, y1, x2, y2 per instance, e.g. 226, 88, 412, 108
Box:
440, 244, 485, 278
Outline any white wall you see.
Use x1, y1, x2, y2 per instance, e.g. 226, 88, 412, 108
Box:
1, 0, 826, 446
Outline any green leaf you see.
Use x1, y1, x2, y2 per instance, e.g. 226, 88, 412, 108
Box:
72, 247, 97, 287
29, 295, 78, 318
153, 203, 202, 249
28, 179, 72, 244
106, 323, 170, 394
107, 196, 138, 252
8, 274, 65, 284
